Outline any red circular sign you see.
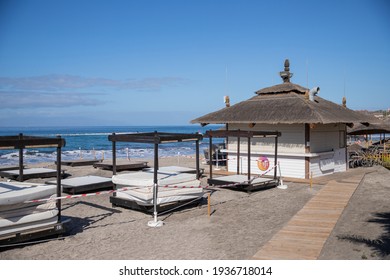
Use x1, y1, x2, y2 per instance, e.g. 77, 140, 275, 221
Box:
257, 156, 270, 171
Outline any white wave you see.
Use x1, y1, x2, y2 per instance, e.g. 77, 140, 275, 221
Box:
46, 131, 141, 137
0, 145, 203, 166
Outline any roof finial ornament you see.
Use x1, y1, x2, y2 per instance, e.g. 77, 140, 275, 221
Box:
280, 59, 293, 83
284, 59, 290, 72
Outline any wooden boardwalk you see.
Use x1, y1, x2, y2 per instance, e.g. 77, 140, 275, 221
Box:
252, 173, 365, 260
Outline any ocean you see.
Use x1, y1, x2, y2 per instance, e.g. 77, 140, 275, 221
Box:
0, 125, 224, 166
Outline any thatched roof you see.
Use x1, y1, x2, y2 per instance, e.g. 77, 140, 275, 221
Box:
255, 82, 307, 95
191, 60, 376, 126
191, 92, 372, 125
348, 121, 390, 135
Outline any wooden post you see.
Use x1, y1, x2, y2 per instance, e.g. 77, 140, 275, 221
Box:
274, 134, 278, 180
209, 133, 213, 181
305, 124, 310, 179
196, 137, 200, 180
237, 132, 240, 174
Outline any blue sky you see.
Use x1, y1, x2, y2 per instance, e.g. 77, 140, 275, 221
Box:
0, 0, 389, 127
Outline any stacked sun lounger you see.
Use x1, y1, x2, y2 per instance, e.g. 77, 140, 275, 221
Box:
0, 167, 61, 181
46, 175, 113, 194
0, 181, 60, 239
111, 167, 203, 209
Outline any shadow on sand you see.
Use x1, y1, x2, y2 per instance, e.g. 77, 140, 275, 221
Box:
337, 212, 390, 259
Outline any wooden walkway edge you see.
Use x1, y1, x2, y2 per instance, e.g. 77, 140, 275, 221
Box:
252, 173, 365, 260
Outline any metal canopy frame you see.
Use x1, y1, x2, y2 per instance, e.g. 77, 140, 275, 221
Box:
108, 131, 203, 177
108, 132, 202, 144
0, 135, 66, 150
205, 129, 281, 187
108, 131, 203, 223
0, 134, 67, 244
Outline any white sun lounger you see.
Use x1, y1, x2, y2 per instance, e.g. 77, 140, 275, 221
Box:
46, 175, 113, 194
116, 179, 203, 206
0, 168, 61, 180
0, 182, 56, 209
112, 171, 198, 187
0, 181, 59, 237
111, 171, 203, 209
143, 166, 199, 174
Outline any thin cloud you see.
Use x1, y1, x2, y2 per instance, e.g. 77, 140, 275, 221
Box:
0, 74, 189, 91
0, 90, 104, 108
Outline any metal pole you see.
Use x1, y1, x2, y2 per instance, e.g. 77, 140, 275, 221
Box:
154, 132, 160, 223
111, 133, 117, 198
153, 141, 158, 219
112, 133, 117, 175
153, 143, 158, 214
215, 148, 219, 169
148, 134, 163, 227
18, 133, 23, 182
196, 138, 200, 180
57, 136, 62, 222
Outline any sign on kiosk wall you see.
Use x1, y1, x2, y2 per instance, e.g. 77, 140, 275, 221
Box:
257, 156, 270, 171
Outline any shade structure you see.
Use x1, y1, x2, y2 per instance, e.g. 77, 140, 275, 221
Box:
191, 59, 379, 180
108, 131, 203, 227
347, 121, 390, 135
192, 86, 375, 125
191, 59, 376, 126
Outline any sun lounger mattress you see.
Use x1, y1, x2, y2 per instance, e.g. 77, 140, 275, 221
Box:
0, 206, 58, 228
143, 166, 197, 174
47, 175, 112, 188
0, 182, 56, 207
1, 168, 57, 176
0, 182, 59, 236
116, 180, 203, 206
0, 215, 59, 236
0, 202, 59, 236
112, 172, 197, 187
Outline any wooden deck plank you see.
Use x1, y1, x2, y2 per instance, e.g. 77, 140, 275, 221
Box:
253, 172, 365, 260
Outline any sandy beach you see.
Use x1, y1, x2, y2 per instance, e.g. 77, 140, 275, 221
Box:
0, 156, 389, 260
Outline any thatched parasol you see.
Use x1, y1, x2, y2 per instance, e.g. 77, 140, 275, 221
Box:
348, 121, 390, 135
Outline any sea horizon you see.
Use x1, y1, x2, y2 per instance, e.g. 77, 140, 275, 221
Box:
0, 124, 223, 166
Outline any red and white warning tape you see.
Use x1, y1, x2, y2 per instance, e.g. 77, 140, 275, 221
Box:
25, 187, 131, 203
25, 163, 281, 203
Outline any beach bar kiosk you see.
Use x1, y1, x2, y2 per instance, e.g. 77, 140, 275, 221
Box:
192, 59, 372, 179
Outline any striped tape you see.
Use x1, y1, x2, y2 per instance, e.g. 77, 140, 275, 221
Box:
24, 163, 280, 203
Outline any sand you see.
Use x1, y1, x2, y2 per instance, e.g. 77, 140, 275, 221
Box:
319, 166, 390, 260
0, 157, 389, 260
